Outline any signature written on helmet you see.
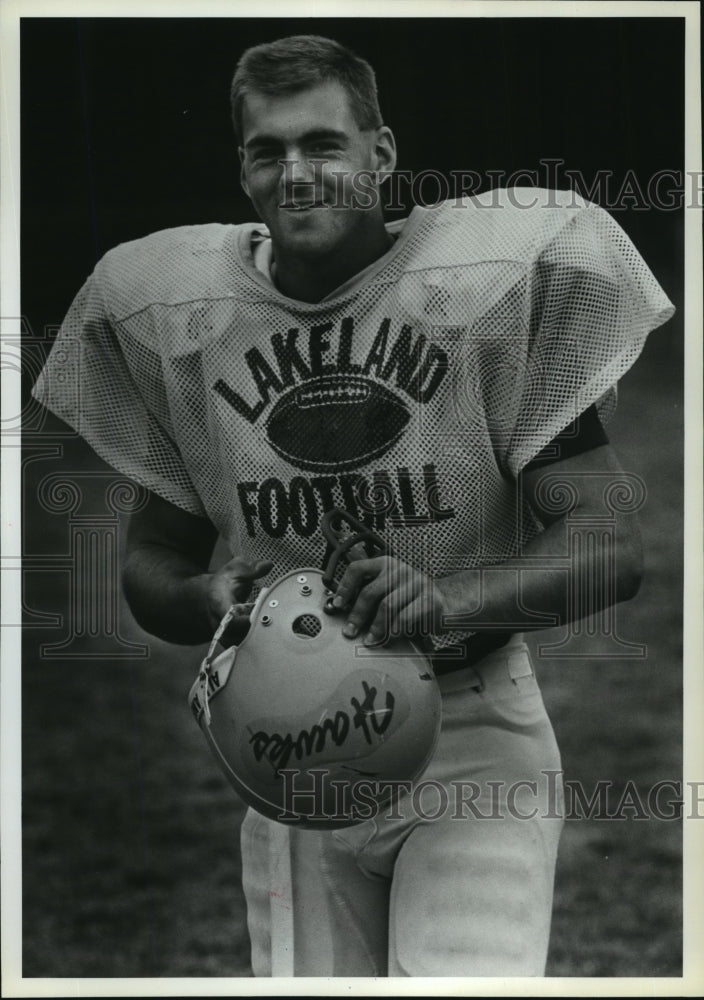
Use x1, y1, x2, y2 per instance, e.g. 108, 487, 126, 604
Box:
248, 679, 395, 774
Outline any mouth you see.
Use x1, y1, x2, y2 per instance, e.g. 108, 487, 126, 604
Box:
280, 201, 327, 212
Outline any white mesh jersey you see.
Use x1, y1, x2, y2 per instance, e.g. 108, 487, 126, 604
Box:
33, 187, 674, 616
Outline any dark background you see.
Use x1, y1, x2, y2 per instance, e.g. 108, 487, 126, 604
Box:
19, 16, 685, 978
22, 16, 683, 328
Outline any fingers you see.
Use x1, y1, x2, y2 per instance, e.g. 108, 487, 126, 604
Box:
225, 558, 274, 603
332, 558, 386, 611
332, 556, 437, 644
332, 558, 390, 638
341, 575, 391, 638
227, 557, 274, 582
365, 584, 436, 646
364, 586, 409, 645
208, 553, 442, 648
207, 558, 274, 626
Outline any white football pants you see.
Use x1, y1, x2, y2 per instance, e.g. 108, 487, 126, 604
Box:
240, 636, 565, 977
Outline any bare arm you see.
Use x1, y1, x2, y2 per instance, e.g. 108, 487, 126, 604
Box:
436, 443, 643, 633
122, 491, 272, 645
332, 444, 643, 644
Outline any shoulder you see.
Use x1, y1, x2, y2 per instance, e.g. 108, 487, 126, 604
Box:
405, 187, 613, 266
94, 222, 253, 320
448, 186, 604, 221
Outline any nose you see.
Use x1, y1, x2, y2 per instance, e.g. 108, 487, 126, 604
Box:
280, 149, 320, 205
287, 150, 316, 181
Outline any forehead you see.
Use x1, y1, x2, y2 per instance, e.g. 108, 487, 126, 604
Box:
240, 80, 360, 145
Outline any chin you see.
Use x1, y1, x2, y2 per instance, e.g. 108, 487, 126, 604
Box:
273, 218, 347, 258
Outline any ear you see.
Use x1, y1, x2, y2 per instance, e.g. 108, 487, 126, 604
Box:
238, 147, 250, 198
373, 126, 397, 180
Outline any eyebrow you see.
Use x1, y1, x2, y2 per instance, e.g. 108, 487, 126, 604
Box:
244, 128, 349, 151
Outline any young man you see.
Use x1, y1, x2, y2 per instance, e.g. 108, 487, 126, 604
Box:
33, 35, 674, 976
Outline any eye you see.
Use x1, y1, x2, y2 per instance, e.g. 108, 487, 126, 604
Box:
307, 142, 342, 157
249, 147, 281, 164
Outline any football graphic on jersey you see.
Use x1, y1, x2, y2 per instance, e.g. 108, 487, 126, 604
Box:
265, 375, 411, 472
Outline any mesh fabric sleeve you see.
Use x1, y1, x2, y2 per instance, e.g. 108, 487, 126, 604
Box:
522, 403, 609, 472
31, 261, 208, 517
503, 201, 675, 477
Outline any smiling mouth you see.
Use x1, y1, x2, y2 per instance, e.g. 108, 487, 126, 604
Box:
280, 201, 327, 211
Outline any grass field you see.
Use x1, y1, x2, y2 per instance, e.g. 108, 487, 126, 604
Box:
20, 320, 684, 979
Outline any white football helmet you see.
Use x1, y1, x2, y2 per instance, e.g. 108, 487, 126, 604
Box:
188, 511, 442, 829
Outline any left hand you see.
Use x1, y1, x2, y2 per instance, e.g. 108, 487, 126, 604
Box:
205, 556, 274, 647
331, 555, 447, 646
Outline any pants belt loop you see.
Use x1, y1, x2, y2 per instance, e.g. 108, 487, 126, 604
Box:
468, 663, 485, 691
507, 648, 534, 682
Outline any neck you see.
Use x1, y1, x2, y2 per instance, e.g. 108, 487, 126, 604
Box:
272, 216, 394, 303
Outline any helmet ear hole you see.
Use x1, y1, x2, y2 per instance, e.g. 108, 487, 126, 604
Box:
292, 613, 322, 638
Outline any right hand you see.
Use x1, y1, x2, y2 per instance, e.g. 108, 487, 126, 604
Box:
205, 557, 274, 645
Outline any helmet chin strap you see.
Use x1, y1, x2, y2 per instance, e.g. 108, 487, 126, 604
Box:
320, 508, 390, 594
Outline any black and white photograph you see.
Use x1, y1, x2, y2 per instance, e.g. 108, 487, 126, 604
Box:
1, 0, 702, 993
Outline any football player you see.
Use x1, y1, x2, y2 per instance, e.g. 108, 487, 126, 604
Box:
33, 34, 675, 976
